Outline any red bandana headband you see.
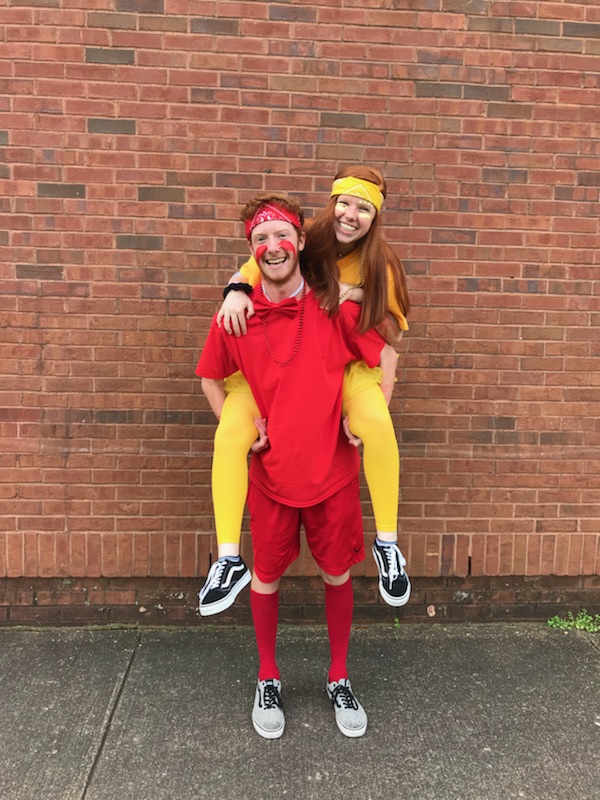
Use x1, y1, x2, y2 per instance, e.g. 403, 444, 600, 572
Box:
245, 202, 302, 240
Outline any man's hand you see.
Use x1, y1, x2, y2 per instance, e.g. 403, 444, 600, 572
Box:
217, 290, 255, 336
380, 378, 395, 406
343, 416, 362, 448
250, 417, 269, 453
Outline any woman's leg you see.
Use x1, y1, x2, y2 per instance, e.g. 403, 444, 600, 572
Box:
343, 382, 399, 537
343, 380, 411, 607
198, 377, 259, 616
212, 382, 260, 551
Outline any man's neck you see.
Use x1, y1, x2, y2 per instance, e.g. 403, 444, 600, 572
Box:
261, 274, 304, 303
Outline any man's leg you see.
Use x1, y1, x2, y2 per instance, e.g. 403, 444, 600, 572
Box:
249, 574, 285, 739
247, 484, 301, 739
322, 569, 368, 738
303, 479, 368, 738
250, 574, 281, 681
322, 570, 354, 683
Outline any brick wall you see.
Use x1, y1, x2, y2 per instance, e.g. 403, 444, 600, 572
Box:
2, 0, 599, 620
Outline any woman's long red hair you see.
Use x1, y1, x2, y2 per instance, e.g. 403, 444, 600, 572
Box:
301, 165, 410, 333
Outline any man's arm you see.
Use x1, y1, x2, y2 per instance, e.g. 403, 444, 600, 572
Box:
375, 314, 405, 347
201, 378, 226, 420
201, 377, 269, 453
378, 343, 399, 405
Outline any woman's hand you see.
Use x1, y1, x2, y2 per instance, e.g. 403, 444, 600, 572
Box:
338, 284, 364, 305
217, 290, 255, 336
250, 417, 269, 453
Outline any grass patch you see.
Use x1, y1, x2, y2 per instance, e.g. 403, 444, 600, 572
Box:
547, 609, 600, 633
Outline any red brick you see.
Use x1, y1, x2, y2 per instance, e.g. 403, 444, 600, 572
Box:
1, 3, 599, 593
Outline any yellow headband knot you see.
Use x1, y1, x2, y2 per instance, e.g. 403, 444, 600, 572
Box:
331, 177, 384, 212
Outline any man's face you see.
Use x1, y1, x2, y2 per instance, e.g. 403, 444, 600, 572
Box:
249, 220, 305, 285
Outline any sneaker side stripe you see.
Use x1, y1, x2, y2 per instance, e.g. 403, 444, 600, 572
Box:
221, 563, 247, 590
372, 548, 388, 578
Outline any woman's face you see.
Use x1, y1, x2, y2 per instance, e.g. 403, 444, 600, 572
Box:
333, 194, 377, 248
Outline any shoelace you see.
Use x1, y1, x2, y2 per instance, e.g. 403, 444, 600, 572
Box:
382, 545, 403, 584
261, 682, 282, 709
330, 683, 359, 710
206, 559, 227, 590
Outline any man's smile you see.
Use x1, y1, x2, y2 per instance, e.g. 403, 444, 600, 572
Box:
265, 255, 287, 266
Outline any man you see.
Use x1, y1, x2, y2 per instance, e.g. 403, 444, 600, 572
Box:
195, 193, 392, 739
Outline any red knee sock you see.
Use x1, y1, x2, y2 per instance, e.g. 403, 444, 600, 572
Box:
250, 588, 280, 681
325, 578, 354, 683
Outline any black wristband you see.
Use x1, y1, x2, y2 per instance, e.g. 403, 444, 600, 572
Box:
223, 282, 253, 299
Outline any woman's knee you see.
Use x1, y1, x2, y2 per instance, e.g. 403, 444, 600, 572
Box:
214, 416, 257, 451
347, 407, 394, 440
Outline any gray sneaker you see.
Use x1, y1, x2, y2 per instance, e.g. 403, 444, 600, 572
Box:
326, 678, 367, 738
252, 679, 285, 739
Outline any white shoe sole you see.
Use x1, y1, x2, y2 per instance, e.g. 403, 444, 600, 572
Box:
326, 685, 368, 738
252, 715, 285, 739
377, 577, 411, 607
198, 568, 251, 616
335, 717, 367, 737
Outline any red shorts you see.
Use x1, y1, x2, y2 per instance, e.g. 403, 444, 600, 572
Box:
247, 477, 365, 584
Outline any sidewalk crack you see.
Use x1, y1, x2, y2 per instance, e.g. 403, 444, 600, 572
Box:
80, 630, 142, 799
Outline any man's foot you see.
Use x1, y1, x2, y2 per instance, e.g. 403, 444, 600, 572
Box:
198, 557, 251, 616
252, 679, 285, 739
372, 540, 411, 607
326, 678, 367, 738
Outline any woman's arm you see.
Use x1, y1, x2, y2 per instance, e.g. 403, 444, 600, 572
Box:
216, 257, 262, 336
216, 290, 255, 337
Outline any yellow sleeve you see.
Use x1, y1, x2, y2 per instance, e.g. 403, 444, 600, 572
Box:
386, 267, 409, 331
238, 256, 261, 287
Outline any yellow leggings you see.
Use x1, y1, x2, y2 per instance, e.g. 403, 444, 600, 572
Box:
212, 366, 399, 545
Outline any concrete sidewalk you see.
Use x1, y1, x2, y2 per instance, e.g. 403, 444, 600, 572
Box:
1, 623, 599, 800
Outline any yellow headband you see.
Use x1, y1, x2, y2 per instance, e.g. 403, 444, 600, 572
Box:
331, 177, 384, 212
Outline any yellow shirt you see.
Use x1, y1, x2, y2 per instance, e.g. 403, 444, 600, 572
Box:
238, 250, 409, 331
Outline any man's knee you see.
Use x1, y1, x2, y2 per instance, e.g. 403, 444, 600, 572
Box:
251, 573, 281, 594
321, 569, 351, 586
